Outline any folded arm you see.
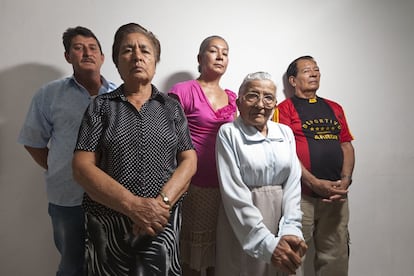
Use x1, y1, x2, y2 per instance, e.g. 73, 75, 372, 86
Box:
72, 150, 170, 236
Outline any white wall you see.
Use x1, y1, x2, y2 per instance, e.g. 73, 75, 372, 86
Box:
1, 0, 413, 275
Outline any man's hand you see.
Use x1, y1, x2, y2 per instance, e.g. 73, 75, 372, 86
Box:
312, 178, 348, 202
271, 235, 307, 274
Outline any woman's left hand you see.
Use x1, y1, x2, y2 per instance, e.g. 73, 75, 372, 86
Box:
128, 197, 170, 236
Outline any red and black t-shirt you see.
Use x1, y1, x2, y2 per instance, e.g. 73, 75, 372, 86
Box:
274, 96, 354, 197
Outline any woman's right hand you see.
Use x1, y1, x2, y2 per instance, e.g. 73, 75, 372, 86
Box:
128, 197, 170, 236
271, 235, 305, 274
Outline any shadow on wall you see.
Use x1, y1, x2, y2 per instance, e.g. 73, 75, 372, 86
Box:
160, 71, 195, 93
0, 63, 64, 178
0, 63, 64, 276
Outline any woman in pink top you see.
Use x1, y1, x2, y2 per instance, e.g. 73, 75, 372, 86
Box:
169, 35, 237, 276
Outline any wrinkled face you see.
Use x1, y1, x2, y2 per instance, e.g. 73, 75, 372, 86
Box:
237, 79, 277, 130
290, 59, 320, 93
116, 32, 156, 84
65, 35, 104, 74
198, 38, 229, 75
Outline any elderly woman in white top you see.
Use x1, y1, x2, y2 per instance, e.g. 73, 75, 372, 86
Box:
215, 72, 307, 276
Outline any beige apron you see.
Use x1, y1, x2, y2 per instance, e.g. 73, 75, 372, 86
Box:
216, 185, 288, 276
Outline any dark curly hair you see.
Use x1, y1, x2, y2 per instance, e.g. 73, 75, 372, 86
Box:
62, 26, 102, 54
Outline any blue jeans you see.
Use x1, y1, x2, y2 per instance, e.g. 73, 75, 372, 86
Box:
48, 203, 85, 276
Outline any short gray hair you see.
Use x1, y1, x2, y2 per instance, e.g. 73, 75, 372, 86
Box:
238, 71, 274, 96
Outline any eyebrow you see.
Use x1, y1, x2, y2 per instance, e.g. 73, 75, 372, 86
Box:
72, 42, 98, 47
247, 89, 274, 94
122, 42, 151, 50
208, 45, 228, 51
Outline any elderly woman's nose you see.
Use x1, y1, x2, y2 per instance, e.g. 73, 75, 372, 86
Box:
132, 50, 143, 61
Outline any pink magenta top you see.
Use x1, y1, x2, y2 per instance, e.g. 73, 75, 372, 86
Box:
169, 80, 237, 188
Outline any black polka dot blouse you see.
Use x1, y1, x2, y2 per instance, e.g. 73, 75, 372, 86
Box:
75, 85, 195, 217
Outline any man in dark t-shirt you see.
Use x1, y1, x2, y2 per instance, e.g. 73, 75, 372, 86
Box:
273, 56, 355, 276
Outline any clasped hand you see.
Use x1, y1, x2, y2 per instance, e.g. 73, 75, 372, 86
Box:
271, 235, 307, 274
128, 197, 170, 237
313, 179, 349, 202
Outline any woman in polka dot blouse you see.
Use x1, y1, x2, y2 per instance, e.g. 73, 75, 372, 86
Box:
72, 22, 197, 276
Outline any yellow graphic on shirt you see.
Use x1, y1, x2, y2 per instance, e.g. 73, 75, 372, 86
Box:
302, 118, 341, 140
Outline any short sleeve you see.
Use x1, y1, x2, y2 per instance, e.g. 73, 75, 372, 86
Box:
75, 97, 104, 152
